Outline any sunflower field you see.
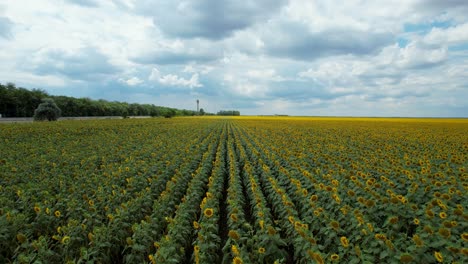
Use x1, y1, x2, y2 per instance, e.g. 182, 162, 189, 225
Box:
0, 117, 467, 263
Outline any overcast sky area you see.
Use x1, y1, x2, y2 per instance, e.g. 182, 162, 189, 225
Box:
1, 0, 467, 116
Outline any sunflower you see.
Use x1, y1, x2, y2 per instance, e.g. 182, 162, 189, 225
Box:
16, 233, 27, 244
54, 210, 61, 218
438, 228, 451, 238
439, 212, 447, 219
258, 247, 266, 254
193, 221, 200, 229
425, 209, 434, 218
413, 218, 420, 225
412, 234, 424, 247
310, 195, 318, 202
330, 254, 340, 261
232, 256, 243, 264
267, 226, 276, 235
34, 206, 41, 213
462, 233, 468, 241
434, 251, 443, 263
230, 213, 238, 222
307, 250, 324, 264
340, 236, 349, 248
231, 245, 239, 256
330, 221, 340, 231
228, 230, 240, 240
204, 208, 214, 218
389, 216, 399, 224
354, 245, 361, 257
365, 200, 375, 207
194, 245, 200, 253
61, 236, 71, 245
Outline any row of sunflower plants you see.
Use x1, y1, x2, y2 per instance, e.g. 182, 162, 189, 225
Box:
228, 123, 289, 264
233, 123, 326, 263
151, 122, 227, 263
192, 125, 228, 263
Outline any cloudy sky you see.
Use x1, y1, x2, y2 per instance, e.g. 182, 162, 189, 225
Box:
1, 0, 467, 116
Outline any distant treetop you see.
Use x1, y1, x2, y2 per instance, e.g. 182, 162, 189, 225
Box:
217, 110, 240, 116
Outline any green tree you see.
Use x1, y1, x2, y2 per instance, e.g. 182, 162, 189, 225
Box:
34, 98, 62, 121
199, 108, 205, 115
163, 108, 176, 118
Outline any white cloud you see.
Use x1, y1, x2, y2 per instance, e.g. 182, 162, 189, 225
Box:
149, 68, 202, 88
120, 76, 143, 86
423, 22, 468, 45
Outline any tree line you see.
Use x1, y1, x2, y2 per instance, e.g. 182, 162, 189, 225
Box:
217, 110, 240, 116
0, 83, 202, 118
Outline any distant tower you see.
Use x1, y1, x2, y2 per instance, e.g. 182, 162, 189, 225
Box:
197, 99, 199, 113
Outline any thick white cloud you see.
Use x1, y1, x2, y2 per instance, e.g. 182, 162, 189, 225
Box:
1, 0, 467, 116
120, 77, 143, 86
149, 68, 202, 89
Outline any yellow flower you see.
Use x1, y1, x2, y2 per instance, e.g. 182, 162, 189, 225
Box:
330, 254, 340, 261
61, 236, 71, 245
259, 220, 264, 230
267, 226, 276, 235
228, 230, 240, 240
204, 208, 214, 218
193, 221, 200, 229
438, 228, 451, 238
308, 251, 324, 264
462, 233, 468, 241
231, 245, 239, 256
439, 212, 447, 219
194, 245, 200, 253
413, 218, 420, 225
330, 221, 340, 231
230, 213, 238, 222
258, 247, 266, 254
340, 236, 349, 248
412, 234, 424, 247
54, 210, 61, 217
16, 233, 27, 244
389, 216, 398, 224
87, 232, 94, 242
354, 245, 361, 257
233, 256, 243, 264
399, 254, 413, 263
434, 251, 443, 263
310, 195, 318, 202
375, 234, 387, 241
34, 206, 41, 213
425, 209, 434, 218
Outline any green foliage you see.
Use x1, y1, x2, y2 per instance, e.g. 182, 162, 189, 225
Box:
199, 108, 205, 116
0, 82, 203, 118
217, 110, 240, 116
33, 98, 61, 121
163, 109, 177, 118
